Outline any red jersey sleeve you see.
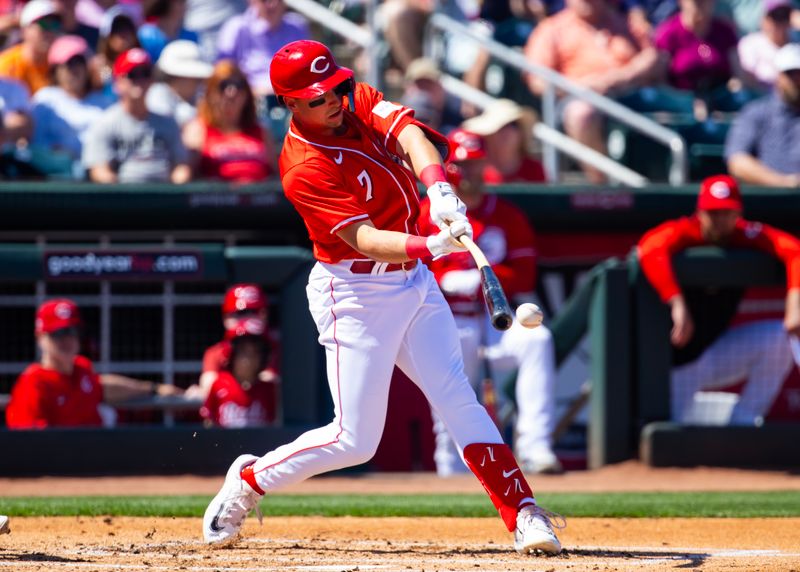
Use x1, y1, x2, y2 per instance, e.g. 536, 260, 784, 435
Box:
637, 216, 706, 302
202, 341, 230, 373
730, 220, 800, 290
490, 201, 537, 299
354, 83, 449, 161
5, 368, 49, 429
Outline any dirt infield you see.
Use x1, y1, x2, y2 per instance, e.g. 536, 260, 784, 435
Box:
2, 462, 800, 571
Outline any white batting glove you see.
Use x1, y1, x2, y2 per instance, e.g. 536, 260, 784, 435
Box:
426, 220, 473, 259
440, 269, 482, 297
427, 181, 467, 230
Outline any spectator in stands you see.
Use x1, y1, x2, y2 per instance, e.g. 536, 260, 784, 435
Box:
185, 0, 247, 62
31, 35, 111, 171
146, 40, 212, 128
57, 0, 100, 48
183, 60, 277, 182
738, 0, 795, 89
83, 48, 192, 183
524, 0, 659, 183
91, 6, 140, 101
216, 0, 309, 98
419, 129, 562, 475
137, 0, 199, 62
200, 333, 277, 427
653, 0, 746, 94
0, 75, 33, 146
0, 0, 62, 95
189, 283, 280, 404
5, 298, 182, 429
637, 175, 799, 425
623, 0, 679, 43
400, 58, 464, 135
725, 43, 800, 186
462, 99, 546, 183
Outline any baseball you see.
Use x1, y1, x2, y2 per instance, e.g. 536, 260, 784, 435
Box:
516, 303, 543, 328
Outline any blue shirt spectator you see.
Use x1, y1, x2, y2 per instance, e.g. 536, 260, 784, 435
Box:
138, 0, 199, 62
216, 0, 309, 96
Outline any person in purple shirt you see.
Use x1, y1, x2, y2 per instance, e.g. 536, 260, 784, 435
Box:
216, 0, 309, 98
654, 0, 742, 93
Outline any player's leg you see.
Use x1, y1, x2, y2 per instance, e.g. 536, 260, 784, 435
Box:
485, 322, 561, 473
395, 267, 562, 554
432, 314, 481, 477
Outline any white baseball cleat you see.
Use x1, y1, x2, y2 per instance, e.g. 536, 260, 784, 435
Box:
0, 515, 9, 535
520, 447, 564, 475
514, 505, 564, 555
203, 454, 263, 545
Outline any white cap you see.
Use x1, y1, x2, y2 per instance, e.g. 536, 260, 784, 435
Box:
775, 43, 800, 73
20, 0, 59, 27
157, 41, 213, 79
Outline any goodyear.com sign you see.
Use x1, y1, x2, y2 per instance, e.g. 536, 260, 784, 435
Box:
44, 251, 203, 280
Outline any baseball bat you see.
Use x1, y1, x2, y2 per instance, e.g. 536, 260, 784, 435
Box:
457, 235, 514, 331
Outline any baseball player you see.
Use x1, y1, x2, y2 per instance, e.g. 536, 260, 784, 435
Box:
6, 299, 182, 429
419, 128, 561, 476
202, 40, 563, 555
638, 175, 800, 424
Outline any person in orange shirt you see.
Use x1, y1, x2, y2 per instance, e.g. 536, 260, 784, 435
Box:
637, 175, 800, 425
0, 0, 62, 94
524, 0, 658, 183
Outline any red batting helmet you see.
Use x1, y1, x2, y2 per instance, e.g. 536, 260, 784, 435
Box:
269, 40, 354, 100
448, 128, 487, 162
222, 283, 266, 315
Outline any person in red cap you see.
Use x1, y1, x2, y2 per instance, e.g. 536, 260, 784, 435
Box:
202, 40, 563, 556
6, 298, 182, 429
82, 47, 192, 184
419, 128, 561, 477
637, 174, 800, 425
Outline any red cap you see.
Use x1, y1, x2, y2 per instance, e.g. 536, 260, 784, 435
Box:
112, 48, 151, 78
224, 316, 267, 340
697, 175, 743, 211
36, 299, 81, 335
448, 128, 486, 161
222, 283, 266, 315
269, 40, 354, 100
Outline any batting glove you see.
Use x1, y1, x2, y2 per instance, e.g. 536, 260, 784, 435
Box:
426, 219, 473, 259
427, 182, 467, 230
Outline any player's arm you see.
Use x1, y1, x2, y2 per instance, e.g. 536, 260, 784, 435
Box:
99, 373, 184, 404
336, 220, 469, 263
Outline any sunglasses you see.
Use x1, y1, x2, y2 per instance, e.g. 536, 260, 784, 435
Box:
49, 326, 79, 340
308, 79, 354, 108
36, 16, 63, 32
768, 7, 792, 21
219, 78, 247, 93
126, 66, 153, 81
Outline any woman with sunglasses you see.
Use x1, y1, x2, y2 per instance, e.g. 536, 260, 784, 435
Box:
90, 6, 140, 102
31, 35, 112, 175
0, 0, 62, 94
183, 60, 277, 183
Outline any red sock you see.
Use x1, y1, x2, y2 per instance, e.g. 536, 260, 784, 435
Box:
240, 462, 265, 495
463, 443, 535, 531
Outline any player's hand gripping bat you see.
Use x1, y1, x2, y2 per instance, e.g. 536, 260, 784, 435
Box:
455, 234, 514, 331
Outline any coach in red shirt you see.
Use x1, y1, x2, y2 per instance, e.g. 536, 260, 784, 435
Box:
637, 175, 800, 425
6, 298, 181, 429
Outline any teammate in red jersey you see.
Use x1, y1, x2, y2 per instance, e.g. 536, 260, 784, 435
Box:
419, 128, 561, 475
202, 40, 563, 555
6, 299, 182, 429
638, 175, 800, 424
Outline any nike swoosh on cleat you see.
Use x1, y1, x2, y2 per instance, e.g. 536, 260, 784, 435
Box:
209, 506, 225, 533
334, 152, 343, 164
502, 468, 519, 478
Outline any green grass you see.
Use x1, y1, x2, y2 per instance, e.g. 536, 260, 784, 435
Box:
2, 491, 800, 518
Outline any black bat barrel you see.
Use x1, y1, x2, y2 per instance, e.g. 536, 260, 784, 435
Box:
479, 266, 513, 331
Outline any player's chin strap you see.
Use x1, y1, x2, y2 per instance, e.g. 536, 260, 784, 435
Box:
463, 443, 536, 532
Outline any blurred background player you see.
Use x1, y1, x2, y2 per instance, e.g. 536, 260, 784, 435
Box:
5, 298, 182, 429
200, 332, 276, 427
189, 283, 279, 410
420, 128, 561, 475
637, 175, 800, 425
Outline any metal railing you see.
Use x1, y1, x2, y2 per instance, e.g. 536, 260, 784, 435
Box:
426, 14, 688, 186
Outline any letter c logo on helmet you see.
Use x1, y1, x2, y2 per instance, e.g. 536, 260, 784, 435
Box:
270, 40, 354, 101
310, 56, 330, 74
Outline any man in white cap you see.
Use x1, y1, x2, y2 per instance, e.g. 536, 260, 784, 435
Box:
726, 43, 800, 187
147, 40, 213, 127
0, 0, 61, 94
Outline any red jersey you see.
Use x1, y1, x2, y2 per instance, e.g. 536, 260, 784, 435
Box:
419, 193, 537, 310
199, 121, 273, 183
279, 82, 448, 263
6, 355, 103, 429
200, 371, 276, 427
483, 157, 546, 184
638, 215, 800, 302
